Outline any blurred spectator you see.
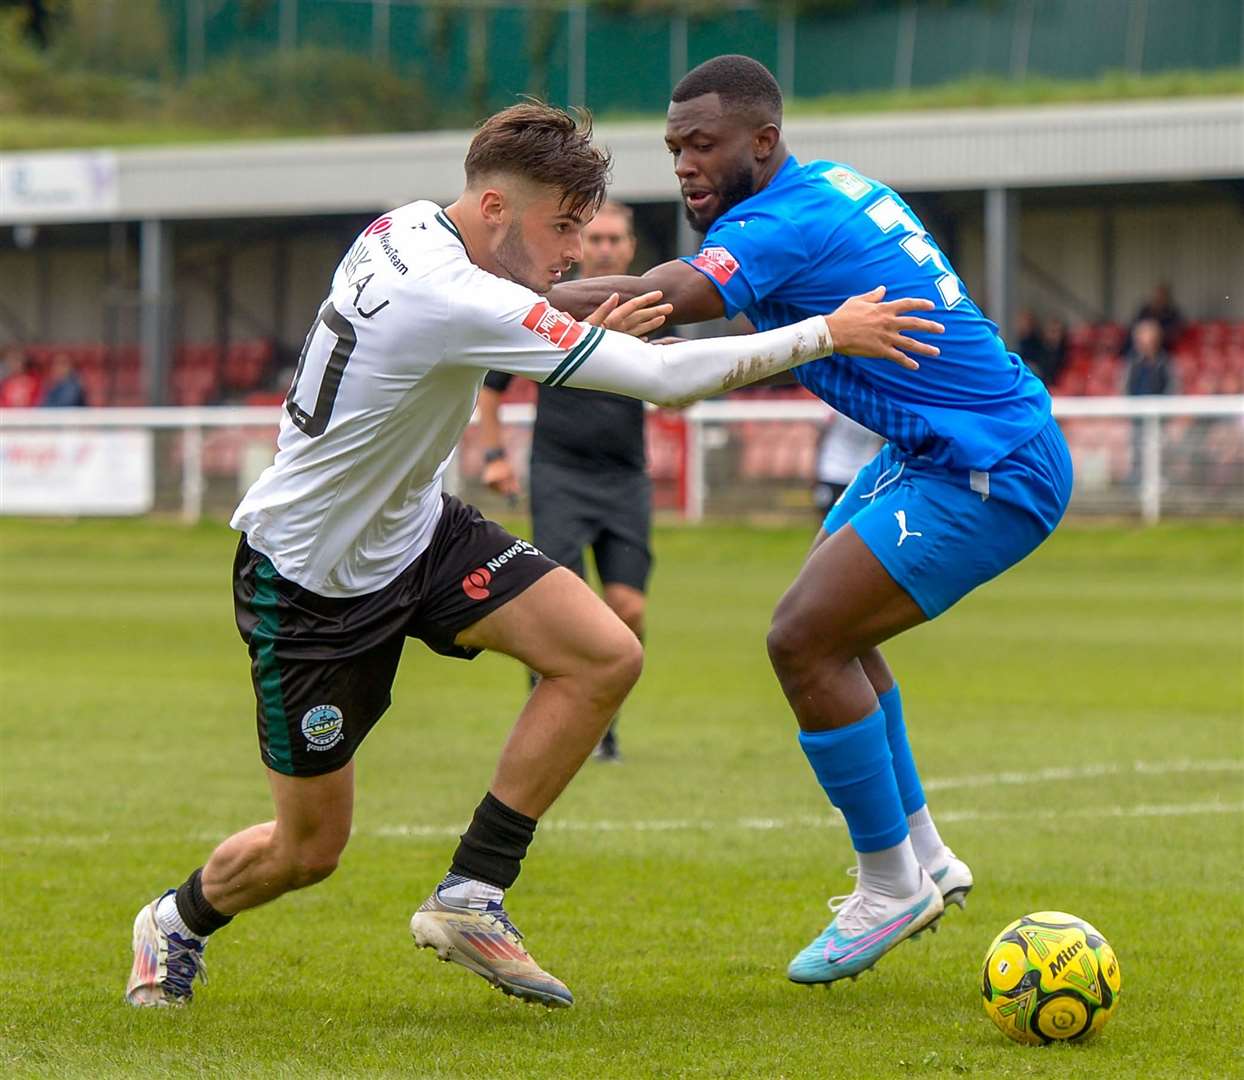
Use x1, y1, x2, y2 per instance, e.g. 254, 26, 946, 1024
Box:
41, 353, 88, 407
0, 347, 42, 407
1122, 319, 1173, 396
1035, 317, 1069, 386
1015, 309, 1041, 367
1014, 311, 1067, 387
1131, 283, 1184, 351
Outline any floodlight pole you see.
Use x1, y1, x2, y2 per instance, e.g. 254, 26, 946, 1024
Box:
984, 187, 1018, 341
139, 218, 173, 407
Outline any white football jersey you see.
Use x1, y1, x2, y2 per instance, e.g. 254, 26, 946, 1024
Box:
231, 200, 614, 597
232, 199, 832, 598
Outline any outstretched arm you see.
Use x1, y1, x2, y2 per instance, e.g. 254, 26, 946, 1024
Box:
550, 259, 726, 326
554, 262, 942, 368
557, 315, 833, 408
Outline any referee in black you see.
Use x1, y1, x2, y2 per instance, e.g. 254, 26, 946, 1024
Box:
477, 201, 650, 762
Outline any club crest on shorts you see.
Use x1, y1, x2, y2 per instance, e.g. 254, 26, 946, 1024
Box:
301, 704, 345, 751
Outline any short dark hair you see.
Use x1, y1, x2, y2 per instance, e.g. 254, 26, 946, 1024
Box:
671, 55, 783, 124
464, 102, 612, 219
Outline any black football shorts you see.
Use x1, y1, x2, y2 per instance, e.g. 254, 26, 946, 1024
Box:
233, 494, 558, 776
529, 461, 653, 593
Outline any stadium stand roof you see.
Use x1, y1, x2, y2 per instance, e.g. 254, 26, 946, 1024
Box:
2, 97, 1241, 225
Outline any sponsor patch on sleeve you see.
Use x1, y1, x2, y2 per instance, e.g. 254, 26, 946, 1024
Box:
363, 215, 393, 236
521, 301, 587, 350
691, 246, 741, 286
823, 167, 872, 201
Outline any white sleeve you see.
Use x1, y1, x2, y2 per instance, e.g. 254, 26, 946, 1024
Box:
443, 270, 831, 406
558, 317, 832, 407
444, 273, 611, 383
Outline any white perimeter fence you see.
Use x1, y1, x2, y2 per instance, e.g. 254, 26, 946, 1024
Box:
1, 396, 1241, 525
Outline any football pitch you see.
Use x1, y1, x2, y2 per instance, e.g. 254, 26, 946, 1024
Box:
1, 517, 1241, 1079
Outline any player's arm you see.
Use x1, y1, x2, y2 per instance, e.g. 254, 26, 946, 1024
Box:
551, 259, 726, 325
476, 372, 520, 497
549, 317, 830, 408
556, 266, 942, 366
483, 289, 935, 406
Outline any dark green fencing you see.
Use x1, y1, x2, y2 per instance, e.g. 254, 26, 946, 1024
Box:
159, 0, 1244, 114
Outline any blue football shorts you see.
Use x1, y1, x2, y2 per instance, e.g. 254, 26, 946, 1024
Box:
821, 415, 1073, 619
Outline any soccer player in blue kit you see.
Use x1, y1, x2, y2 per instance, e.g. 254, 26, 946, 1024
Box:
551, 55, 1073, 985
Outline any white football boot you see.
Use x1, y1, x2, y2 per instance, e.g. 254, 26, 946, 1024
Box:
125, 891, 207, 1006
926, 846, 974, 909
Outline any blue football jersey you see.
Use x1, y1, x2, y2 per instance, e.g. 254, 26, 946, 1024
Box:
681, 157, 1050, 473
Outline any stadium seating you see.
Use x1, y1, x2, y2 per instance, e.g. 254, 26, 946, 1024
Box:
1, 323, 1240, 415
1052, 321, 1244, 398
0, 339, 277, 406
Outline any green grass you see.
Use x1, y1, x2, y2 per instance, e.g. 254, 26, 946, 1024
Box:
5, 68, 1241, 150
0, 114, 298, 152
1, 519, 1241, 1078
782, 68, 1244, 118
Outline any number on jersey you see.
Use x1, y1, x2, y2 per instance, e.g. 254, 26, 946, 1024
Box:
286, 303, 357, 438
864, 195, 964, 309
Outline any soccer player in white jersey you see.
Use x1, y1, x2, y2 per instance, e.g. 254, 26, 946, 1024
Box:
124, 103, 943, 1010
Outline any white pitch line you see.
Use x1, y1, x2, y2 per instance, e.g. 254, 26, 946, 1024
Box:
369, 758, 1244, 839
921, 757, 1244, 793
370, 799, 1244, 840
3, 759, 1241, 848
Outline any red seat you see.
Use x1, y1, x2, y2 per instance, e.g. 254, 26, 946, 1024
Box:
1097, 322, 1127, 351
223, 340, 274, 393
78, 369, 109, 407
1068, 324, 1095, 351
1053, 370, 1086, 396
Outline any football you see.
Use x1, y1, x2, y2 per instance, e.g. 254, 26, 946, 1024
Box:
981, 911, 1122, 1045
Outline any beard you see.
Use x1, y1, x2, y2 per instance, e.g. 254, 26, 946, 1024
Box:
494, 219, 546, 293
683, 163, 758, 234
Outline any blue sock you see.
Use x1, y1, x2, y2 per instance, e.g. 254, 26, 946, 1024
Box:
798, 709, 908, 853
879, 685, 926, 817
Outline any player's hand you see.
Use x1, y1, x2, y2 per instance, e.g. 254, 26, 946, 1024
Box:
587, 291, 674, 338
482, 458, 521, 498
824, 286, 943, 370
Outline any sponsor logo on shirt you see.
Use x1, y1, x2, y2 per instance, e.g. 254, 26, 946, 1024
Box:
823, 166, 873, 201
522, 302, 586, 350
692, 246, 740, 286
355, 215, 408, 276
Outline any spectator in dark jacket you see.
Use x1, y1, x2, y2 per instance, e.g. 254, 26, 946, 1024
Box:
1035, 317, 1069, 387
41, 353, 88, 407
1131, 283, 1184, 352
1015, 309, 1042, 369
1123, 319, 1173, 396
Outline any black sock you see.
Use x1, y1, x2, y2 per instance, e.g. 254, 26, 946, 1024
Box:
174, 867, 234, 938
449, 792, 538, 890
